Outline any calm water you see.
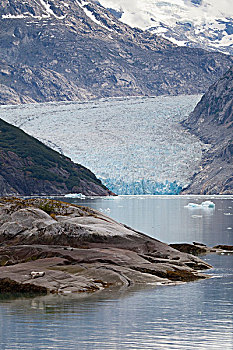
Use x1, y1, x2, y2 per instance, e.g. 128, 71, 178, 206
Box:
0, 196, 232, 350
61, 195, 233, 246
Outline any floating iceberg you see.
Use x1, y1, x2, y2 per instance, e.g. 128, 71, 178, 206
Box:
64, 193, 86, 199
186, 203, 201, 208
201, 201, 215, 208
185, 201, 215, 209
99, 208, 111, 213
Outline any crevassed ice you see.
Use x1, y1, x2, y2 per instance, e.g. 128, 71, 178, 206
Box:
0, 95, 205, 195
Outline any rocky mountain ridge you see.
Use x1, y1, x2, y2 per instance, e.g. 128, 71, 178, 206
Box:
182, 66, 233, 194
0, 0, 232, 104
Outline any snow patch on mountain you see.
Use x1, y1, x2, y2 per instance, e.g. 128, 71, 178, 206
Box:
1, 0, 66, 20
78, 0, 112, 30
2, 14, 26, 19
97, 0, 233, 54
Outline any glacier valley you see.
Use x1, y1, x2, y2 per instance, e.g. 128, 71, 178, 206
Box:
0, 95, 206, 195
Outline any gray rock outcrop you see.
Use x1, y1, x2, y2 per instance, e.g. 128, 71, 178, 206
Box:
0, 198, 212, 295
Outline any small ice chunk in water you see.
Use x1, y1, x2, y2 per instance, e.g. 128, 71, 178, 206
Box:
185, 201, 215, 209
201, 201, 215, 208
185, 203, 200, 208
64, 193, 86, 199
98, 208, 111, 213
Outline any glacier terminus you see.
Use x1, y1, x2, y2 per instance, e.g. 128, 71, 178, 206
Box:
1, 95, 207, 195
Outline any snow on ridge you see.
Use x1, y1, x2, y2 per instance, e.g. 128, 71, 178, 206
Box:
2, 14, 25, 19
77, 0, 113, 31
39, 0, 66, 19
2, 13, 46, 20
165, 37, 187, 47
2, 1, 67, 20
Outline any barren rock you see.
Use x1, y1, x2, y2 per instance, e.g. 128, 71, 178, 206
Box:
0, 198, 212, 295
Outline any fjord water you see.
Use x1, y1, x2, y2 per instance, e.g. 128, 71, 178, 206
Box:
62, 195, 233, 246
0, 196, 232, 350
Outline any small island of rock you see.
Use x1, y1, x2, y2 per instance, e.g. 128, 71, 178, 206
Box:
0, 198, 213, 295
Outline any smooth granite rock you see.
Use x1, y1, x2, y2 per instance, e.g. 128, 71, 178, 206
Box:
0, 198, 213, 295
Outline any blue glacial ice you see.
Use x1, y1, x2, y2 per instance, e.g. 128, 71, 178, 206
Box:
101, 178, 182, 195
0, 95, 207, 195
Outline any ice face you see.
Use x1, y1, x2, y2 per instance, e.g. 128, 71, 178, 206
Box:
101, 178, 183, 195
0, 95, 205, 195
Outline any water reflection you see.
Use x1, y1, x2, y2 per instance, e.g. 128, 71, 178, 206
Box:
0, 255, 232, 350
60, 195, 233, 246
0, 196, 232, 350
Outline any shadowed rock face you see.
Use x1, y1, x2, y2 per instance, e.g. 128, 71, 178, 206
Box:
0, 198, 212, 295
182, 67, 233, 194
0, 0, 232, 104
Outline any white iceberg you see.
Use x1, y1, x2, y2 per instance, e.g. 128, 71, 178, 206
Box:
99, 207, 111, 213
186, 203, 201, 208
64, 193, 86, 199
185, 201, 215, 209
201, 201, 215, 208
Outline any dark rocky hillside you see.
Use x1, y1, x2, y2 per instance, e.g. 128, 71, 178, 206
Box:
0, 118, 113, 196
0, 0, 233, 104
182, 67, 233, 194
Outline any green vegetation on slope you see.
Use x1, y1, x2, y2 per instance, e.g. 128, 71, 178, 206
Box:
0, 118, 107, 193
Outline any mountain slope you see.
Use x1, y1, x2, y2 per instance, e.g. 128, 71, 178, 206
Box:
0, 0, 232, 105
182, 66, 233, 194
0, 118, 112, 196
98, 0, 233, 55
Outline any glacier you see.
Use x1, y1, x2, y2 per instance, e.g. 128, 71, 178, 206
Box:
0, 95, 206, 195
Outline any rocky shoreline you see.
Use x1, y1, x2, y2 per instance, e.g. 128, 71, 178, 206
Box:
0, 197, 231, 296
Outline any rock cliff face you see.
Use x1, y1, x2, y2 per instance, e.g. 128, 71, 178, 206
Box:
182, 67, 233, 194
0, 198, 212, 294
0, 118, 112, 196
0, 0, 232, 105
